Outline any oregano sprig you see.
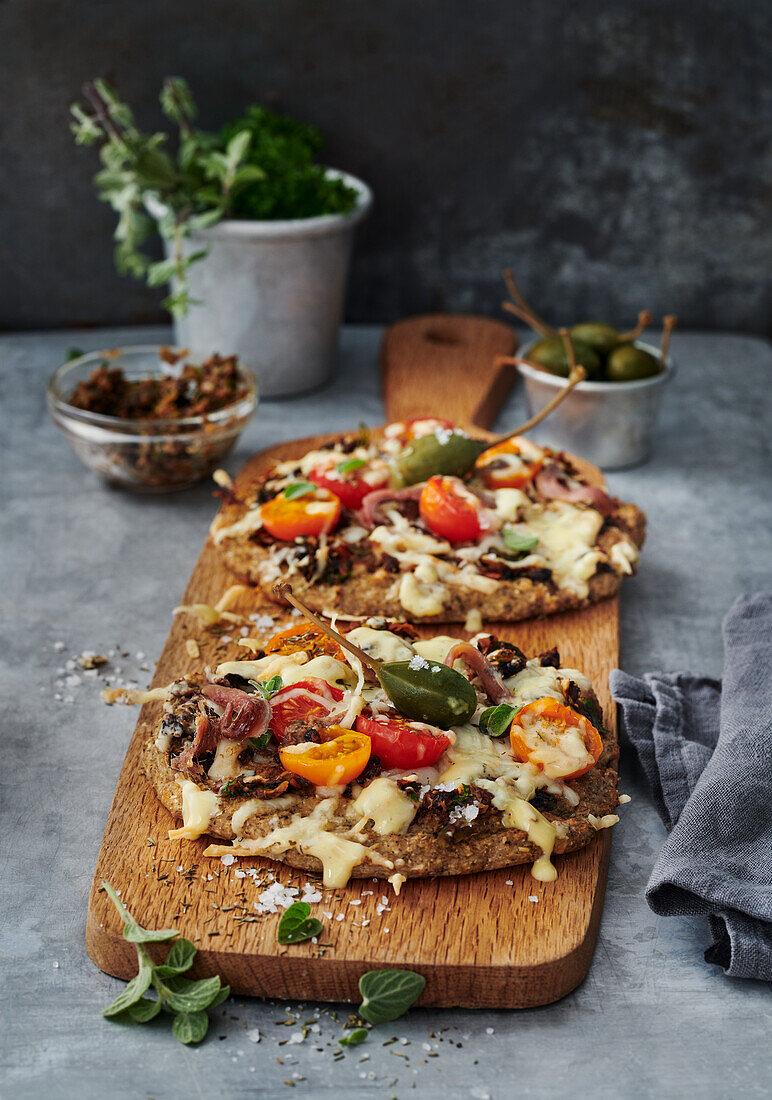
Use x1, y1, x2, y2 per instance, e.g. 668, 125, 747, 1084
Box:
100, 882, 229, 1044
70, 78, 357, 318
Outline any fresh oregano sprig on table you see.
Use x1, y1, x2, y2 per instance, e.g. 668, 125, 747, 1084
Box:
100, 882, 229, 1044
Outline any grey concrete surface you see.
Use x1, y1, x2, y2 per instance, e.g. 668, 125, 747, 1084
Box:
2, 0, 772, 334
1, 325, 771, 1099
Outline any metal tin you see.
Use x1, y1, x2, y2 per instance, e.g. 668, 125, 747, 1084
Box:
517, 339, 674, 469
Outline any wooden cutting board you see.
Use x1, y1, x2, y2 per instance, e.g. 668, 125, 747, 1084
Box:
86, 315, 617, 1009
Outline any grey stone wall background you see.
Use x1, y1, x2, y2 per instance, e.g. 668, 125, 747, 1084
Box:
2, 0, 771, 334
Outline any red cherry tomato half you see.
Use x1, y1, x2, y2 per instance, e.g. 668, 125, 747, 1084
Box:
309, 465, 388, 511
355, 714, 451, 770
269, 678, 345, 742
260, 488, 341, 541
419, 475, 482, 543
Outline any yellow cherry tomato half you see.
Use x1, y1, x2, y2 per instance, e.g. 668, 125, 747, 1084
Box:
475, 437, 543, 490
279, 727, 371, 787
509, 697, 603, 780
260, 487, 341, 541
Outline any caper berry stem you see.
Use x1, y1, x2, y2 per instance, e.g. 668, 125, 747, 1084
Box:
502, 268, 556, 336
660, 314, 677, 368
490, 353, 587, 443
618, 310, 653, 343
271, 582, 381, 676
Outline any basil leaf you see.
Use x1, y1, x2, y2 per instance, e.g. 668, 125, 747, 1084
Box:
127, 996, 162, 1023
479, 703, 518, 738
502, 528, 539, 554
208, 986, 231, 1008
152, 938, 196, 978
283, 481, 316, 500
358, 969, 426, 1024
339, 1028, 369, 1047
336, 458, 366, 474
165, 976, 223, 1014
277, 902, 323, 945
172, 1010, 209, 1045
103, 961, 153, 1017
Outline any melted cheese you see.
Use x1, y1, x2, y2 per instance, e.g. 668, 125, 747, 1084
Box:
369, 520, 451, 561
204, 799, 393, 888
231, 795, 299, 834
215, 653, 353, 690
398, 568, 448, 617
349, 778, 417, 835
413, 636, 464, 665
484, 779, 557, 881
169, 779, 220, 841
511, 502, 604, 598
345, 627, 415, 664
609, 538, 639, 575
212, 510, 265, 544
493, 488, 531, 522
207, 739, 246, 781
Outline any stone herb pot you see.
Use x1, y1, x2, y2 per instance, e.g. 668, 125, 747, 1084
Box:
147, 171, 372, 398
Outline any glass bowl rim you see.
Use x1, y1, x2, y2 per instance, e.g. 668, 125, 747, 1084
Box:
46, 344, 258, 432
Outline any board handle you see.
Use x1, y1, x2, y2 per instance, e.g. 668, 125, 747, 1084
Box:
380, 314, 518, 432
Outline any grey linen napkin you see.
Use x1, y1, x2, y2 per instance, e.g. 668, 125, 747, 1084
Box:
610, 592, 772, 981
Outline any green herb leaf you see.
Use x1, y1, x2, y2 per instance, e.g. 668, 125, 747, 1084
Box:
478, 703, 518, 738
502, 528, 539, 554
208, 986, 231, 1008
283, 481, 316, 500
123, 923, 179, 944
358, 969, 426, 1024
247, 732, 273, 751
172, 1010, 209, 1045
103, 962, 153, 1018
248, 674, 283, 700
164, 976, 223, 1014
338, 1028, 369, 1047
151, 938, 196, 978
335, 458, 366, 474
277, 902, 323, 945
65, 347, 85, 362
127, 996, 162, 1023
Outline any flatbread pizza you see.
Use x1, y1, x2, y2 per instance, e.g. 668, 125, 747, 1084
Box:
211, 419, 645, 624
138, 616, 623, 887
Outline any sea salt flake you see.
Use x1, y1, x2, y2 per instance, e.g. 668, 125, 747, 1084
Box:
220, 854, 237, 866
528, 895, 539, 903
408, 655, 430, 671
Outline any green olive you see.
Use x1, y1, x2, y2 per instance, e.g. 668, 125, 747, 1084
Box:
377, 661, 477, 727
569, 322, 621, 355
394, 432, 487, 487
526, 335, 601, 378
605, 345, 660, 382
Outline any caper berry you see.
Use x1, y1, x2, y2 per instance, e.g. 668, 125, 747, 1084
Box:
394, 432, 487, 487
377, 661, 478, 727
569, 322, 621, 355
605, 345, 660, 382
526, 335, 601, 378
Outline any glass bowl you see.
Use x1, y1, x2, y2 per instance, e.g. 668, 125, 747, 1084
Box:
47, 345, 258, 491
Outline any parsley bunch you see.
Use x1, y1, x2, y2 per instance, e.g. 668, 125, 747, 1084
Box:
70, 78, 358, 317
100, 882, 229, 1044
